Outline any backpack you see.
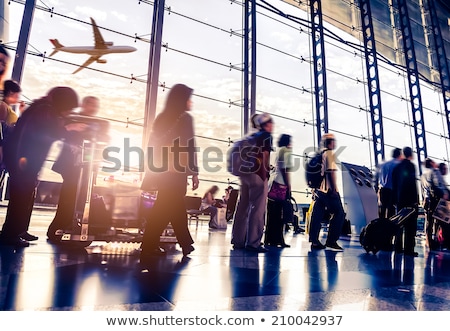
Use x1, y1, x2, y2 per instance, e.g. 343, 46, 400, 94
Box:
227, 132, 261, 176
305, 150, 325, 189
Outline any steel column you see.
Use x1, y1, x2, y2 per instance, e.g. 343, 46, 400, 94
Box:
358, 0, 385, 167
143, 0, 165, 149
396, 0, 427, 174
309, 0, 328, 145
11, 0, 35, 84
243, 0, 257, 135
427, 0, 450, 141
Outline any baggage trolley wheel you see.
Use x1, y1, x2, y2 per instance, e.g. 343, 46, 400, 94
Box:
55, 236, 93, 248
61, 240, 93, 248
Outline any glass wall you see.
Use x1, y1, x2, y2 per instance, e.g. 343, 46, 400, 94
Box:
5, 0, 450, 204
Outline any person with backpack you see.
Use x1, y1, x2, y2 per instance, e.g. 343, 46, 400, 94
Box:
231, 113, 273, 253
308, 133, 345, 250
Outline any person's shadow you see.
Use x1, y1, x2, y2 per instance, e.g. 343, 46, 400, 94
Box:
0, 245, 27, 310
135, 255, 192, 305
301, 249, 339, 310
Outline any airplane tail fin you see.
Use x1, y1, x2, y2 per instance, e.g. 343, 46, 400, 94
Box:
49, 39, 63, 57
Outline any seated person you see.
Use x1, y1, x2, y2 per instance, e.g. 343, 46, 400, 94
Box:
201, 185, 221, 229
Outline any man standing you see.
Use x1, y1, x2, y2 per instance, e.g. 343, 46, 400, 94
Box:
378, 148, 402, 219
392, 147, 419, 257
47, 96, 104, 242
308, 133, 345, 250
231, 113, 273, 253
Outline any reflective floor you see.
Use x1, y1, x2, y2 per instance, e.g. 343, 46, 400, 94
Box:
1, 206, 450, 311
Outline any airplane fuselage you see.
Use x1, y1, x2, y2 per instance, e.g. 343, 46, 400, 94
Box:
55, 45, 136, 55
49, 17, 137, 73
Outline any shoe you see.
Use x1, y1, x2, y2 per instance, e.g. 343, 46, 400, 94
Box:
245, 245, 268, 253
266, 242, 289, 248
141, 247, 166, 257
232, 244, 245, 250
20, 232, 38, 241
0, 236, 30, 247
311, 242, 326, 250
325, 242, 343, 250
404, 251, 419, 257
182, 245, 195, 256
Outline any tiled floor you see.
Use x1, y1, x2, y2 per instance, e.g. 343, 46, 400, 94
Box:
1, 206, 450, 311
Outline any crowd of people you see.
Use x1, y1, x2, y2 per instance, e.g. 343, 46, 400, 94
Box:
377, 147, 450, 256
0, 44, 448, 261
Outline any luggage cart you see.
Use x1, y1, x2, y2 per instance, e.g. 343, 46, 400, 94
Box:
55, 115, 176, 248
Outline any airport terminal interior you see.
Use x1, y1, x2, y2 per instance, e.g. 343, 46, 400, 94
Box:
1, 205, 450, 311
2, 0, 450, 312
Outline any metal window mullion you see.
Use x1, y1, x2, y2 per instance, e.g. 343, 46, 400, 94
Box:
427, 0, 450, 141
143, 0, 165, 148
309, 0, 328, 145
243, 0, 257, 135
12, 0, 36, 84
358, 0, 385, 167
396, 0, 427, 174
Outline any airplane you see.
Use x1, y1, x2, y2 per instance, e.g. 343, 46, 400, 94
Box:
49, 17, 137, 74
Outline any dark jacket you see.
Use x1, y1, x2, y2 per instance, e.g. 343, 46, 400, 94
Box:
392, 158, 418, 207
141, 84, 198, 191
3, 98, 66, 177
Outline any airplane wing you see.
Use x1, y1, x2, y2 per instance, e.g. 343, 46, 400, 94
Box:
73, 55, 101, 74
90, 17, 107, 49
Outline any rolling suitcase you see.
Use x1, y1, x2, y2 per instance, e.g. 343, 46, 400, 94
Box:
360, 207, 415, 254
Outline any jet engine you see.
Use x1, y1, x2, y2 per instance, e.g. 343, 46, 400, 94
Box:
96, 59, 107, 64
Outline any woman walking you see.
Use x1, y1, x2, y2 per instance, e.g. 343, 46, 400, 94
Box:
140, 84, 199, 258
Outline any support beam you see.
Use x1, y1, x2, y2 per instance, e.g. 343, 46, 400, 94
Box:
11, 0, 35, 84
427, 0, 450, 142
243, 0, 257, 135
396, 0, 427, 174
358, 0, 385, 167
309, 0, 328, 145
143, 0, 165, 149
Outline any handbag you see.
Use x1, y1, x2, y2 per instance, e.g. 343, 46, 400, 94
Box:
268, 181, 288, 201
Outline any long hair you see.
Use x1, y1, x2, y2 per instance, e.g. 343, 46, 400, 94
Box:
46, 86, 79, 113
278, 134, 291, 148
203, 185, 219, 199
152, 84, 193, 134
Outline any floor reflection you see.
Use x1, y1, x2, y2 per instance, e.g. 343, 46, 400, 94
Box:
1, 210, 450, 311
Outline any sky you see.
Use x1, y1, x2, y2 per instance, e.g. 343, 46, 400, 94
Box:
4, 0, 450, 204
